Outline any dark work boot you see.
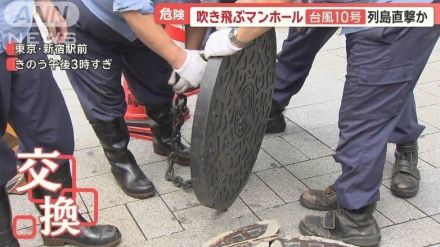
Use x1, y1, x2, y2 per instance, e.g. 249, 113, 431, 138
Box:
300, 185, 338, 211
32, 164, 122, 247
0, 186, 20, 247
299, 204, 381, 247
146, 104, 191, 166
91, 118, 155, 199
391, 141, 420, 198
266, 100, 286, 134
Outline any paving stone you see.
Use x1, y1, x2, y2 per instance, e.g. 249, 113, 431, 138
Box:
142, 214, 259, 247
54, 69, 73, 91
95, 205, 146, 246
173, 198, 253, 230
264, 119, 303, 138
276, 28, 290, 53
327, 47, 346, 59
257, 201, 325, 236
261, 137, 309, 165
239, 174, 284, 212
252, 149, 281, 172
285, 78, 344, 108
161, 189, 200, 212
406, 169, 440, 215
307, 124, 340, 150
420, 149, 440, 168
432, 214, 440, 224
429, 44, 440, 62
419, 133, 440, 152
10, 194, 42, 230
420, 120, 440, 136
284, 100, 340, 131
321, 33, 346, 50
418, 66, 440, 84
286, 156, 341, 180
18, 226, 44, 247
257, 167, 307, 203
181, 128, 192, 144
74, 146, 110, 180
419, 80, 440, 98
186, 94, 198, 107
282, 131, 334, 159
381, 162, 395, 181
77, 173, 139, 210
128, 139, 168, 165
305, 62, 347, 83
313, 51, 346, 69
373, 210, 394, 228
302, 171, 341, 190
127, 197, 183, 240
415, 88, 440, 108
376, 186, 426, 224
380, 218, 440, 247
419, 104, 440, 129
141, 161, 189, 195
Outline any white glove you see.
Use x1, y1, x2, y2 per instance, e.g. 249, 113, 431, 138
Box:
174, 50, 207, 92
204, 28, 243, 59
171, 78, 192, 95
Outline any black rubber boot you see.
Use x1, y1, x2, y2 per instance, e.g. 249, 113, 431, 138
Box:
266, 100, 286, 134
91, 118, 155, 199
146, 103, 191, 166
391, 141, 420, 198
299, 204, 381, 247
32, 164, 122, 247
0, 186, 20, 247
300, 185, 338, 211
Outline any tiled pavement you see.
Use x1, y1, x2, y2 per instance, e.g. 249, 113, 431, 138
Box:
13, 29, 440, 247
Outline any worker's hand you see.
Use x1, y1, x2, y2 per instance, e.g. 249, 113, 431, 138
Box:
204, 29, 243, 59
168, 71, 190, 94
170, 78, 192, 95
36, 0, 68, 43
172, 50, 206, 94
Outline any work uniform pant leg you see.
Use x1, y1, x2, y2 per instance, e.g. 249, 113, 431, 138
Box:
334, 26, 440, 210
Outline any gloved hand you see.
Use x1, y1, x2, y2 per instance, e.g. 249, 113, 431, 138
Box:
170, 78, 192, 95
204, 28, 243, 59
172, 50, 207, 94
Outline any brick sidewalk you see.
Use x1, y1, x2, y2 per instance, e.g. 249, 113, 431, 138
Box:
12, 29, 440, 247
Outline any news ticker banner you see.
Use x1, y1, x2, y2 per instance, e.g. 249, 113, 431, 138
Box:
154, 3, 440, 27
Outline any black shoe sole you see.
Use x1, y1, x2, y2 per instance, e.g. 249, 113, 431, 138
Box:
43, 236, 121, 247
112, 173, 157, 199
299, 221, 381, 247
125, 189, 156, 199
391, 185, 419, 198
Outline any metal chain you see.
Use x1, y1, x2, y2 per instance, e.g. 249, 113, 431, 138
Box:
165, 94, 192, 189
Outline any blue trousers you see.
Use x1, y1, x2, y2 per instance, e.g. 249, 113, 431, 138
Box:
0, 28, 74, 186
273, 27, 337, 106
335, 26, 439, 209
63, 0, 173, 122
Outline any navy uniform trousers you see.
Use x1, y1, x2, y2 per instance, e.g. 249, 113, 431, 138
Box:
335, 26, 439, 209
273, 28, 429, 209
0, 27, 74, 186
63, 0, 173, 123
